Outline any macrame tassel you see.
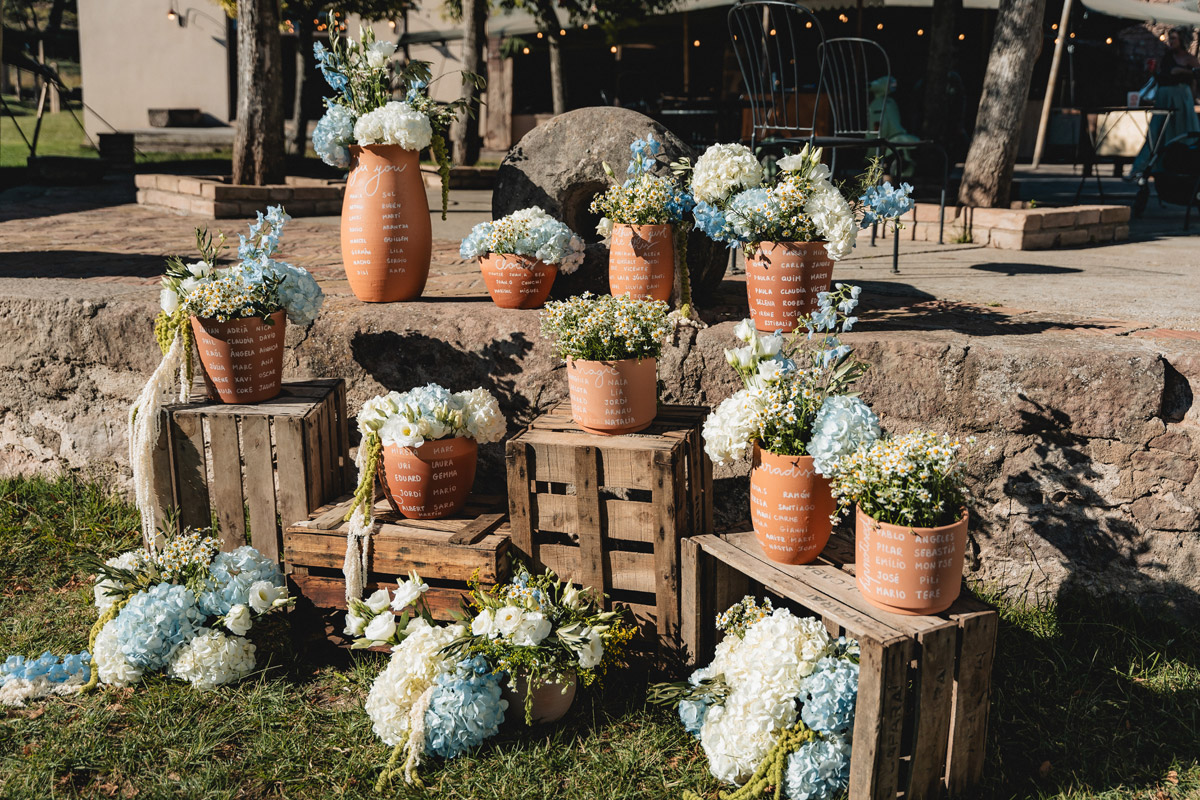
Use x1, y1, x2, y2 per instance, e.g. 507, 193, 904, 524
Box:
343, 441, 378, 604
128, 329, 186, 551
402, 685, 436, 785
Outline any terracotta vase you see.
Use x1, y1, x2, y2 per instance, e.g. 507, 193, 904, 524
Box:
565, 357, 657, 435
855, 507, 969, 616
379, 436, 477, 519
340, 144, 433, 303
744, 241, 835, 333
478, 254, 558, 309
749, 444, 835, 565
503, 673, 578, 725
190, 311, 285, 404
608, 223, 675, 302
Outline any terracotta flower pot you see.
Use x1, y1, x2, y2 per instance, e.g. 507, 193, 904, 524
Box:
608, 223, 675, 302
745, 241, 835, 333
503, 673, 578, 725
340, 144, 433, 303
855, 507, 969, 616
566, 357, 657, 435
749, 444, 835, 565
478, 253, 558, 309
190, 311, 285, 404
379, 436, 477, 519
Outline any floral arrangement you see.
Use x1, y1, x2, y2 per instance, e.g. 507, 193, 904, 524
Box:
702, 284, 880, 475
828, 430, 973, 528
312, 17, 480, 217
539, 292, 671, 362
651, 597, 859, 800
1, 527, 291, 707
443, 565, 637, 724
589, 134, 695, 237
459, 207, 585, 272
679, 143, 913, 260
342, 385, 506, 600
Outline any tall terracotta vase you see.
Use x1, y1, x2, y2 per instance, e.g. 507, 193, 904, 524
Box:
379, 436, 477, 519
503, 673, 578, 725
566, 357, 657, 435
855, 507, 969, 615
745, 241, 835, 333
478, 254, 558, 309
190, 311, 285, 404
608, 223, 674, 302
749, 444, 835, 565
341, 144, 433, 303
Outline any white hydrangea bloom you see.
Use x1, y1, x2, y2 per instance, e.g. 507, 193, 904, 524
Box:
353, 101, 433, 151
166, 628, 257, 691
365, 620, 464, 746
92, 619, 144, 688
804, 177, 858, 261
702, 389, 768, 465
692, 143, 764, 204
94, 551, 141, 613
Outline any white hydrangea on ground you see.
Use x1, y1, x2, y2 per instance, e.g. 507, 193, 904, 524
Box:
353, 101, 433, 151
92, 620, 144, 688
166, 629, 257, 690
365, 620, 464, 746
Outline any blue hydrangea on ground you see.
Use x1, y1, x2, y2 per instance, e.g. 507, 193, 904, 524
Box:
1, 651, 91, 686
799, 656, 859, 735
198, 547, 285, 617
313, 104, 356, 170
423, 656, 508, 759
784, 735, 852, 800
109, 583, 206, 670
859, 182, 914, 228
678, 696, 711, 739
808, 395, 881, 477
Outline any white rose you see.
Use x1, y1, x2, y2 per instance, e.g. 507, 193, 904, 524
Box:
364, 613, 397, 643
344, 611, 367, 637
160, 288, 179, 314
390, 574, 429, 612
248, 580, 282, 613
365, 588, 392, 614
511, 611, 552, 646
471, 609, 495, 638
224, 604, 252, 636
494, 606, 524, 637
577, 628, 605, 669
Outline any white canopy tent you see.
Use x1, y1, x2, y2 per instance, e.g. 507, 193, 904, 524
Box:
1079, 0, 1200, 25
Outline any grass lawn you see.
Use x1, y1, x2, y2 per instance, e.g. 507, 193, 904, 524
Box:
0, 97, 96, 167
0, 475, 1197, 799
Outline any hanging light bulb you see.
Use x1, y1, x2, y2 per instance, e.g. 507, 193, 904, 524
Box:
876, 23, 883, 30
610, 45, 618, 53
693, 39, 700, 46
389, 20, 396, 29
958, 33, 965, 40
805, 21, 812, 29
559, 29, 566, 36
1105, 37, 1113, 44
917, 28, 924, 36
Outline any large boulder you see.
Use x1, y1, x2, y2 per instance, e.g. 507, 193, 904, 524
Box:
492, 106, 729, 300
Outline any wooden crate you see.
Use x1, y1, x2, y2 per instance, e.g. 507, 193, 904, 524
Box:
283, 494, 511, 621
506, 403, 713, 648
150, 379, 353, 561
681, 531, 998, 800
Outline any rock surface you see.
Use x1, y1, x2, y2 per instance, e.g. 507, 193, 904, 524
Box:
492, 106, 729, 299
2, 277, 1199, 609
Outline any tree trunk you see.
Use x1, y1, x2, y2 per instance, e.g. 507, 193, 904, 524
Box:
287, 15, 313, 157
450, 0, 487, 166
534, 0, 565, 114
46, 0, 68, 38
920, 0, 961, 145
232, 0, 285, 186
957, 0, 1046, 207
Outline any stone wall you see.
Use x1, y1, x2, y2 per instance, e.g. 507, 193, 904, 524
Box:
2, 279, 1197, 608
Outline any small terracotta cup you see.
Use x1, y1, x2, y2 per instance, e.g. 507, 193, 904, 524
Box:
479, 254, 558, 309
608, 223, 675, 302
855, 507, 969, 615
190, 310, 285, 404
745, 241, 834, 333
379, 436, 477, 519
566, 357, 657, 435
749, 445, 835, 565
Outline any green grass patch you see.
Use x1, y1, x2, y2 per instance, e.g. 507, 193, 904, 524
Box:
0, 98, 96, 167
0, 475, 1197, 799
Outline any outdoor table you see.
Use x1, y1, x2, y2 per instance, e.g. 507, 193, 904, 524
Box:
1076, 106, 1174, 202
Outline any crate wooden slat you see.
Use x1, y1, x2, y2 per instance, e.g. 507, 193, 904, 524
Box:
284, 494, 511, 622
681, 530, 998, 800
506, 402, 713, 650
153, 379, 353, 561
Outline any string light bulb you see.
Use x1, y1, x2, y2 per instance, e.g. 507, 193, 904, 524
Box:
769, 28, 776, 35
559, 28, 566, 35
166, 9, 177, 20
876, 23, 883, 30
1051, 23, 1058, 30
610, 45, 618, 53
805, 21, 812, 28
917, 28, 924, 35
389, 20, 396, 29
523, 46, 530, 54
537, 31, 543, 38
958, 33, 965, 40
582, 23, 588, 29
1105, 36, 1113, 44
693, 39, 700, 46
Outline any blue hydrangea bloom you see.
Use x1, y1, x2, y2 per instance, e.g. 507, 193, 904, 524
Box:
423, 657, 507, 759
859, 182, 914, 228
313, 104, 356, 170
313, 42, 349, 96
460, 224, 491, 260
110, 583, 206, 670
799, 656, 859, 735
808, 395, 881, 477
0, 651, 91, 686
784, 735, 852, 800
269, 260, 325, 326
678, 697, 710, 739
198, 547, 285, 617
694, 201, 737, 245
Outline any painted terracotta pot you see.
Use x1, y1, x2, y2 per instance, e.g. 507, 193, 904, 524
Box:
855, 507, 969, 616
479, 253, 558, 309
566, 357, 657, 435
190, 311, 285, 404
745, 241, 835, 333
341, 144, 433, 303
503, 673, 578, 725
749, 445, 835, 565
379, 436, 477, 519
608, 223, 674, 302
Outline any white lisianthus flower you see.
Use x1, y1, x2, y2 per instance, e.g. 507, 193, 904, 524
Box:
494, 606, 524, 637
733, 318, 757, 344
344, 611, 367, 637
757, 359, 786, 383
187, 261, 211, 279
365, 40, 397, 68
160, 288, 180, 314
577, 628, 605, 669
379, 414, 424, 449
365, 588, 393, 614
596, 217, 614, 239
471, 609, 496, 638
364, 613, 398, 643
353, 101, 433, 151
390, 571, 429, 612
511, 611, 552, 646
94, 551, 140, 612
759, 332, 784, 357
224, 604, 252, 636
248, 580, 285, 614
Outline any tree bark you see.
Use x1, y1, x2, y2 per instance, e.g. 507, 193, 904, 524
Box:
287, 14, 313, 157
920, 0, 961, 145
533, 0, 565, 114
957, 0, 1046, 207
232, 0, 286, 186
450, 0, 487, 165
46, 0, 68, 38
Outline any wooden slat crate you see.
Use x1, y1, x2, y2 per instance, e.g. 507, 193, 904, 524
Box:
150, 379, 354, 562
283, 494, 511, 621
506, 403, 713, 649
681, 531, 998, 800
